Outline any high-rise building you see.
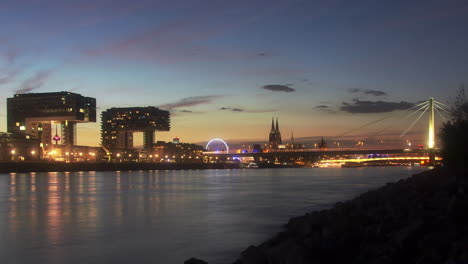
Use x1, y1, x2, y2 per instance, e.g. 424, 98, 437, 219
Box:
269, 117, 282, 149
101, 107, 170, 151
7, 92, 96, 149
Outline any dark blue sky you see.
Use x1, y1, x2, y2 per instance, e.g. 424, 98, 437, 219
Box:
0, 0, 467, 147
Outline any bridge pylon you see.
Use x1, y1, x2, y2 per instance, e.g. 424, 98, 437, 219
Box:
428, 97, 435, 149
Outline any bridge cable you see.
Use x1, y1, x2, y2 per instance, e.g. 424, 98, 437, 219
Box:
400, 106, 429, 137
434, 104, 450, 114
433, 100, 450, 108
434, 107, 448, 123
334, 116, 391, 138
402, 102, 429, 120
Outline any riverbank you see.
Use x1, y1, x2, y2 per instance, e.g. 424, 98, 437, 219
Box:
186, 167, 468, 264
235, 167, 468, 264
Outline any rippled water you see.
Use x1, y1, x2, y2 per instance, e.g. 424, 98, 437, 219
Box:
0, 167, 428, 264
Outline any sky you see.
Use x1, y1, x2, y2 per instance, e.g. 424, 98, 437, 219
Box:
0, 0, 467, 148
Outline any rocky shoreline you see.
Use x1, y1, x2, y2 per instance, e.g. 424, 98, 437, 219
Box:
186, 167, 468, 264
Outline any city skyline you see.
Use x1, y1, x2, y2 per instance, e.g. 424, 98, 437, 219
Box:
1, 0, 467, 147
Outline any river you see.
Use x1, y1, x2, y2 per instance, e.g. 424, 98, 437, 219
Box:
0, 167, 428, 264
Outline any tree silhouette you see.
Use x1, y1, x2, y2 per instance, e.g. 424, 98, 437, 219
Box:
440, 87, 468, 168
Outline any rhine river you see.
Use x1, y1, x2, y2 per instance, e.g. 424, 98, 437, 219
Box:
0, 167, 428, 264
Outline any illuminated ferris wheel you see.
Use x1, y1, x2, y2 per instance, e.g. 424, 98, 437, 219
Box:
205, 138, 229, 153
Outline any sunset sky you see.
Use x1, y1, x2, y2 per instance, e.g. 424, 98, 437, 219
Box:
0, 0, 467, 148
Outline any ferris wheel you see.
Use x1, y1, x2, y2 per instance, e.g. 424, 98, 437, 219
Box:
205, 138, 229, 153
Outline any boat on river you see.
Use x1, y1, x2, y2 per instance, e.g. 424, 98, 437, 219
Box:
246, 162, 259, 168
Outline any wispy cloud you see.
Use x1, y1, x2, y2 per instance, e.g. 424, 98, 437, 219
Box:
0, 49, 21, 86
81, 1, 296, 65
340, 99, 414, 114
0, 70, 18, 86
159, 95, 222, 110
262, 84, 296, 93
15, 71, 52, 94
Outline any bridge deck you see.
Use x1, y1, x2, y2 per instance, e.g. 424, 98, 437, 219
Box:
204, 149, 431, 157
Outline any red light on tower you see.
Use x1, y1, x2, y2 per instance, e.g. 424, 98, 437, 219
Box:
53, 125, 61, 145
53, 134, 61, 144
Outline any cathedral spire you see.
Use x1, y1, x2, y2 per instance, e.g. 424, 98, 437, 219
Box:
269, 117, 282, 149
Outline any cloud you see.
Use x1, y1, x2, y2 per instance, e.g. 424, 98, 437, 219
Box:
0, 49, 22, 86
15, 71, 52, 94
262, 84, 296, 93
348, 88, 387, 97
314, 105, 329, 109
314, 104, 336, 113
220, 107, 244, 112
180, 110, 193, 113
159, 95, 221, 110
340, 99, 415, 113
219, 107, 276, 113
81, 3, 288, 64
0, 70, 18, 86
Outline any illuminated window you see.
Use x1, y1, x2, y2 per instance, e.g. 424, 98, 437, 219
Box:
19, 126, 26, 131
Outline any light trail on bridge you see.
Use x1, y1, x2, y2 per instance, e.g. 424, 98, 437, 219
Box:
319, 156, 442, 164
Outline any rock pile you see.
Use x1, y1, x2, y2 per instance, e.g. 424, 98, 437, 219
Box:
232, 167, 468, 264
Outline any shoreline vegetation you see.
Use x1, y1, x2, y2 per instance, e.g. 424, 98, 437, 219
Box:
186, 167, 468, 264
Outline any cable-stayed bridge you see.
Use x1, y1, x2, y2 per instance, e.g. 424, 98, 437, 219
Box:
203, 98, 446, 165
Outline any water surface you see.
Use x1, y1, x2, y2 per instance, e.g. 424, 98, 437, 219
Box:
0, 167, 428, 264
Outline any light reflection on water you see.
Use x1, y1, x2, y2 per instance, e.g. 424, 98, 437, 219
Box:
0, 167, 428, 264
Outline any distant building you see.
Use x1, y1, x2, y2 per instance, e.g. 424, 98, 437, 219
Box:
253, 144, 262, 153
153, 141, 203, 162
101, 107, 170, 151
318, 137, 328, 150
7, 92, 96, 150
288, 132, 305, 150
269, 117, 282, 149
173, 136, 180, 144
0, 132, 41, 161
